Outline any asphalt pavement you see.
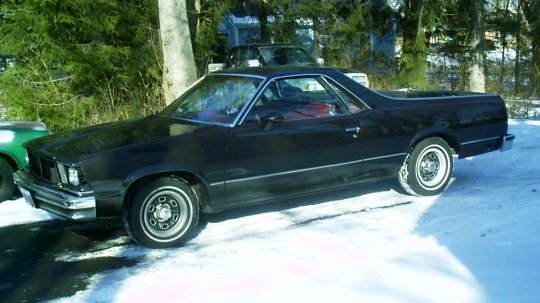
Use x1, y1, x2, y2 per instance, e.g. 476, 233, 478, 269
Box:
0, 217, 138, 303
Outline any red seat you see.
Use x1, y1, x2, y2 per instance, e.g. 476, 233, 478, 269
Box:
284, 102, 332, 121
306, 103, 332, 117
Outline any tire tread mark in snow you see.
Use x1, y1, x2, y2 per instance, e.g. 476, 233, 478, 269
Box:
290, 201, 413, 227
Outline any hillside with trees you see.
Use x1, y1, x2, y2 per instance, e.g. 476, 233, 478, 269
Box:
1, 0, 538, 131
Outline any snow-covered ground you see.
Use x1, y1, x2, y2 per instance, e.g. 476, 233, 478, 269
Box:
1, 119, 539, 303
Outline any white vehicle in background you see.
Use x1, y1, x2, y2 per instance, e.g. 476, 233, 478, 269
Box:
208, 44, 370, 88
529, 100, 540, 118
342, 71, 369, 88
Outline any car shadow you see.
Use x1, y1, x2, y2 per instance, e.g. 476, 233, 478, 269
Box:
195, 178, 399, 234
0, 218, 137, 302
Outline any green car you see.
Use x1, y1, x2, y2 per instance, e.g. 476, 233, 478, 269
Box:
0, 121, 49, 201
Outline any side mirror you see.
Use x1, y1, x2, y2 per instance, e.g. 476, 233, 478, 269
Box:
262, 112, 284, 131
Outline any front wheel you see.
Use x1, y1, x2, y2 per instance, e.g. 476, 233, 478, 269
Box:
398, 137, 454, 196
123, 177, 199, 248
0, 158, 16, 202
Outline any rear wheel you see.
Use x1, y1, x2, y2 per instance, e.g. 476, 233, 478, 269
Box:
123, 177, 199, 248
0, 158, 16, 202
399, 137, 453, 196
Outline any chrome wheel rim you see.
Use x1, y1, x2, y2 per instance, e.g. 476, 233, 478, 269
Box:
415, 145, 449, 190
142, 186, 191, 240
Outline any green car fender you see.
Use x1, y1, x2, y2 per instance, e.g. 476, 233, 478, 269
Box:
0, 122, 50, 201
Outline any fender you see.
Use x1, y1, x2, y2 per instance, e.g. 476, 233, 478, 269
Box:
87, 162, 216, 217
121, 162, 212, 197
0, 135, 29, 169
120, 162, 226, 214
408, 125, 459, 153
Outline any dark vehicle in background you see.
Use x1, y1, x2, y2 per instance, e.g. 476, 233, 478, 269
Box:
208, 44, 320, 73
0, 122, 49, 201
15, 66, 513, 248
225, 44, 321, 68
209, 44, 370, 87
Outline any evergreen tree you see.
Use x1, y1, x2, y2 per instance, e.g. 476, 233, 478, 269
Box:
0, 0, 162, 130
193, 0, 230, 75
393, 0, 446, 88
272, 0, 376, 70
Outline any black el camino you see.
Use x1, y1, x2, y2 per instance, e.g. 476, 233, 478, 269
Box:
14, 67, 514, 248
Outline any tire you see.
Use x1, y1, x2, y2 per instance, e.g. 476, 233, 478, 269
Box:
123, 177, 199, 248
0, 158, 16, 202
398, 137, 454, 196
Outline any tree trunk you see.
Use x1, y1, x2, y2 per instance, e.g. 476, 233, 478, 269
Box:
469, 0, 485, 93
499, 0, 510, 89
523, 0, 539, 97
258, 0, 270, 43
158, 0, 198, 104
532, 35, 540, 97
312, 17, 321, 59
514, 42, 521, 95
514, 0, 523, 96
186, 0, 200, 47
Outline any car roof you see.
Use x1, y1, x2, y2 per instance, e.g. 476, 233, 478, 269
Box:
231, 44, 305, 50
210, 66, 343, 78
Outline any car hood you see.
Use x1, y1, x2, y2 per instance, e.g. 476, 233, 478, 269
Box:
0, 121, 49, 132
25, 115, 209, 163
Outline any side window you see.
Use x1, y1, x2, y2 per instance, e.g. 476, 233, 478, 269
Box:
244, 76, 350, 124
233, 48, 259, 67
326, 80, 368, 113
245, 48, 258, 61
237, 48, 247, 67
243, 48, 261, 66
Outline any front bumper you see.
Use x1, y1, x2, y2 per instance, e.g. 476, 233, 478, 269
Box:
13, 169, 96, 220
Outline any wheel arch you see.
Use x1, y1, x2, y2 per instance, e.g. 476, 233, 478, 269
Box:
408, 128, 460, 156
0, 152, 20, 171
122, 169, 211, 214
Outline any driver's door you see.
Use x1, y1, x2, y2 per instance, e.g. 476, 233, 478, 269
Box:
224, 76, 368, 206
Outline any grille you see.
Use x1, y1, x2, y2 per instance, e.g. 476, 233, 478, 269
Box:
28, 152, 62, 185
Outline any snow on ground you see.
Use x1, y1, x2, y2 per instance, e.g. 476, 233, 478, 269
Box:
0, 199, 52, 228
1, 120, 539, 303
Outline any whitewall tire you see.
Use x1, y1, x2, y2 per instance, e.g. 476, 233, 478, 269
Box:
399, 137, 454, 196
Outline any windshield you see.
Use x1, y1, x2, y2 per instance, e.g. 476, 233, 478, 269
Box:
161, 75, 263, 125
260, 47, 318, 66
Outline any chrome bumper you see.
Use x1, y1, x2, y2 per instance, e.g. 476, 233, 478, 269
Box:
13, 170, 96, 220
500, 134, 515, 152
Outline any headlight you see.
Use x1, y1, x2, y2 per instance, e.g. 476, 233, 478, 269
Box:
56, 162, 86, 188
68, 167, 80, 186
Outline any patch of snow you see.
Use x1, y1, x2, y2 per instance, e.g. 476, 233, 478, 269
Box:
0, 199, 53, 228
